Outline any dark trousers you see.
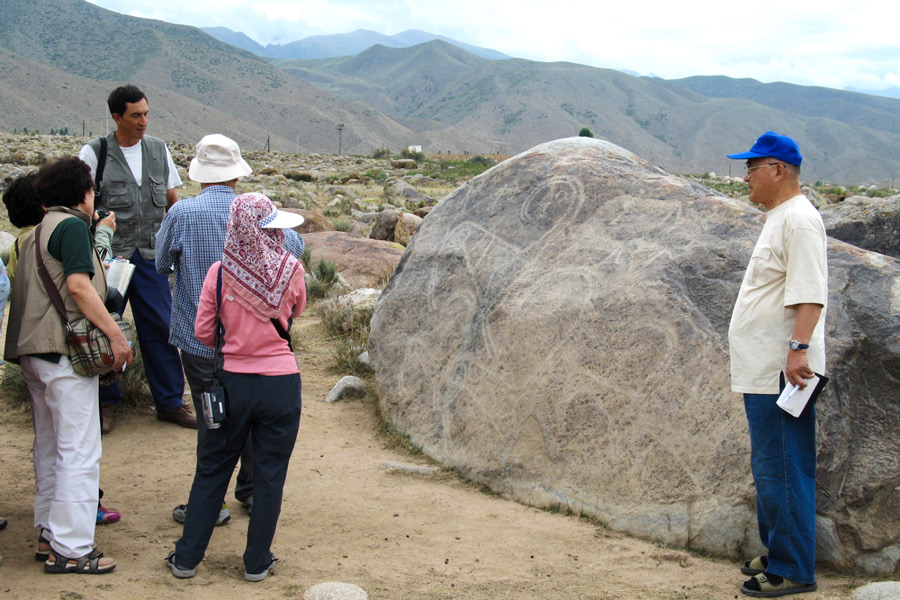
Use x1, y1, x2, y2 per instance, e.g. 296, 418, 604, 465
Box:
175, 371, 301, 574
100, 252, 185, 412
180, 350, 253, 503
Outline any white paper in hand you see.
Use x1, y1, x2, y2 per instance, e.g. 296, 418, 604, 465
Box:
776, 375, 821, 417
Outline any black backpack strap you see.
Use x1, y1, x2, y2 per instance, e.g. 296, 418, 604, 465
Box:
271, 315, 294, 352
92, 136, 107, 189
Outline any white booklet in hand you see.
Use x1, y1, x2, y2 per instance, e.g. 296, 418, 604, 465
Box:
106, 258, 135, 294
776, 373, 828, 418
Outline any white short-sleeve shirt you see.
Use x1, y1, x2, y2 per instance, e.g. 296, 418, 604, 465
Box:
728, 195, 828, 394
79, 140, 182, 189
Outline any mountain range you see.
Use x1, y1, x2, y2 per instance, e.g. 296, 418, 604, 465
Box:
1, 0, 899, 184
202, 27, 510, 61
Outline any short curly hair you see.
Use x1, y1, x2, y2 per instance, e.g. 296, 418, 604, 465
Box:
33, 157, 94, 210
2, 172, 44, 228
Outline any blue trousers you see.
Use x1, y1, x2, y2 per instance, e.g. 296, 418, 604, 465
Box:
174, 371, 301, 575
744, 393, 817, 584
100, 252, 184, 412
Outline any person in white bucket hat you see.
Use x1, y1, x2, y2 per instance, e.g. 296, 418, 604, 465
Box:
156, 134, 305, 529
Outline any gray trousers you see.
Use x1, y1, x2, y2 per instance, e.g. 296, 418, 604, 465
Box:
180, 350, 253, 504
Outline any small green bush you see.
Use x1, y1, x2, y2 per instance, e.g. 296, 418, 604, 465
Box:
578, 127, 594, 138
285, 171, 316, 182
332, 218, 352, 232
401, 148, 425, 161
364, 168, 387, 181
373, 148, 392, 159
467, 155, 495, 167
305, 257, 340, 301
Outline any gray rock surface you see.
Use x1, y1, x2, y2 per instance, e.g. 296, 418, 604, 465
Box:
304, 582, 368, 600
852, 581, 900, 600
821, 195, 900, 259
369, 137, 900, 572
325, 376, 367, 403
0, 231, 16, 259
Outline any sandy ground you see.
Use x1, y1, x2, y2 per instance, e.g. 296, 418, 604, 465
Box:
0, 314, 866, 599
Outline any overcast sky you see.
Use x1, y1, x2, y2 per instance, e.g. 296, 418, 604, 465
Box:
88, 0, 900, 95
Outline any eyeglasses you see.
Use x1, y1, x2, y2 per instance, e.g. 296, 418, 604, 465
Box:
745, 163, 783, 175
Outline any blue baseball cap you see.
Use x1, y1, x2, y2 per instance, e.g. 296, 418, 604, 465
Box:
727, 131, 802, 166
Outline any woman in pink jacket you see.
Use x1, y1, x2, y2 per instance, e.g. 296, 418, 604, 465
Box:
165, 192, 306, 582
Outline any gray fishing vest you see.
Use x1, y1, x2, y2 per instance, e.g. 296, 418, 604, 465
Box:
89, 132, 170, 261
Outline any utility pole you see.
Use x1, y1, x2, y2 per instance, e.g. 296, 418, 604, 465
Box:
336, 122, 345, 155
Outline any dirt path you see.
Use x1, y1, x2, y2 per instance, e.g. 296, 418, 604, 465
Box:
0, 314, 861, 599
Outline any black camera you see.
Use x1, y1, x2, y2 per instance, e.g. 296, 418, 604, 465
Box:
201, 386, 228, 429
95, 209, 110, 222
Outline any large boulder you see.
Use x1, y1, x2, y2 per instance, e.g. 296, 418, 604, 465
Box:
369, 137, 900, 574
303, 231, 403, 289
821, 196, 900, 259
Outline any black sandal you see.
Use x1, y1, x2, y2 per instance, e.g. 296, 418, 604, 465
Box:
36, 530, 97, 562
35, 530, 52, 561
44, 547, 116, 574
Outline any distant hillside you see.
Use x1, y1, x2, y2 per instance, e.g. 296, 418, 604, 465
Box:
279, 41, 900, 183
0, 0, 422, 154
3, 1, 900, 184
203, 27, 510, 61
658, 76, 900, 136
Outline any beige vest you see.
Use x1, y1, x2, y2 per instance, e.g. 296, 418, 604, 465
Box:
4, 207, 107, 362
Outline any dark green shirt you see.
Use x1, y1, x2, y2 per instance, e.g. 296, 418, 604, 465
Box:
48, 217, 95, 276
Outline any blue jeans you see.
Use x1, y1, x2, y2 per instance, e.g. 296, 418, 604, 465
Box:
744, 393, 817, 584
174, 371, 301, 574
100, 252, 185, 412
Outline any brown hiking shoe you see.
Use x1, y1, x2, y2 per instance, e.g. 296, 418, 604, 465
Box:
156, 404, 198, 429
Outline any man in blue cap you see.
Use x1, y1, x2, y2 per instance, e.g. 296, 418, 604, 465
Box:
727, 132, 827, 597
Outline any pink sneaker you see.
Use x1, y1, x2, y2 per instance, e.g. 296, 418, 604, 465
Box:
97, 504, 121, 524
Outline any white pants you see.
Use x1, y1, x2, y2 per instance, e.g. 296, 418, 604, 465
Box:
21, 355, 101, 558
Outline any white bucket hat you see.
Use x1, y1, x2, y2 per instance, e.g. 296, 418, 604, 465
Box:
188, 134, 252, 183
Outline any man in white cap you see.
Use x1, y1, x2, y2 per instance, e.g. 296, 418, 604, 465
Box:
156, 134, 305, 526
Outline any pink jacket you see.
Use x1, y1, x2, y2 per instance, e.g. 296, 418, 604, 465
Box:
195, 261, 306, 376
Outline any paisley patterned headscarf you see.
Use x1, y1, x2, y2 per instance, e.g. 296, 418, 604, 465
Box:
221, 192, 304, 320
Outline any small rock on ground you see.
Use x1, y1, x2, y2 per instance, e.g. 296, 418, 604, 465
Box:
325, 376, 367, 403
304, 581, 368, 600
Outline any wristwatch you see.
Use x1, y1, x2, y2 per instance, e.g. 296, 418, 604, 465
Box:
790, 340, 810, 351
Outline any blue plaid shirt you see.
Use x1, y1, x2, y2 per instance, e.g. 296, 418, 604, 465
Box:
156, 185, 305, 358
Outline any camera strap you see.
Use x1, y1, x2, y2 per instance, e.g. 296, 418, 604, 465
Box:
212, 265, 225, 387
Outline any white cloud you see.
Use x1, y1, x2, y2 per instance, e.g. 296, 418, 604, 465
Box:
87, 0, 900, 92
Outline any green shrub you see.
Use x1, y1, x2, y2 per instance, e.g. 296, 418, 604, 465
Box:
467, 155, 495, 167
401, 148, 425, 161
364, 168, 387, 181
318, 300, 374, 374
305, 257, 340, 301
285, 171, 316, 182
578, 127, 594, 138
332, 218, 352, 232
373, 148, 392, 159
